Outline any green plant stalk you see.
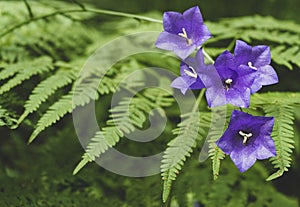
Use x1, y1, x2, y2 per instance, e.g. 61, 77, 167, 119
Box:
0, 7, 162, 38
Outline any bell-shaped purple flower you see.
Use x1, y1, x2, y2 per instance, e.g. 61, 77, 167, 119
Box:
200, 50, 256, 108
217, 110, 276, 172
155, 6, 211, 59
234, 40, 279, 93
171, 49, 210, 94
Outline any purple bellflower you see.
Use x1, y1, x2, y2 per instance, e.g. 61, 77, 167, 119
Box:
155, 6, 211, 59
234, 40, 279, 93
217, 110, 276, 172
200, 50, 256, 108
171, 49, 212, 94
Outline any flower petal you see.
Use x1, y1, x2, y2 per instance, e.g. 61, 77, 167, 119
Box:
163, 11, 183, 34
234, 40, 252, 65
257, 65, 279, 86
205, 87, 227, 108
226, 87, 251, 108
170, 77, 190, 94
230, 149, 257, 172
255, 137, 276, 160
155, 31, 196, 59
252, 45, 271, 67
182, 6, 203, 30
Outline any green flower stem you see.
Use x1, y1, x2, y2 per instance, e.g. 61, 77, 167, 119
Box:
0, 7, 162, 39
192, 88, 206, 112
23, 0, 34, 18
202, 48, 215, 64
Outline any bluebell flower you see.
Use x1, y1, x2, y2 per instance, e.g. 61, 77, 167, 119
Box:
234, 40, 279, 93
217, 110, 276, 172
171, 49, 212, 94
155, 6, 211, 59
200, 51, 256, 108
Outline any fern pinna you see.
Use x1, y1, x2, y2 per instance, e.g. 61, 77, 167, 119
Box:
0, 1, 300, 206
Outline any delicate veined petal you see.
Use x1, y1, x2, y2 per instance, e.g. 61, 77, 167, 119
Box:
255, 65, 279, 86
171, 49, 207, 94
155, 32, 196, 59
201, 50, 255, 108
163, 12, 183, 34
234, 40, 252, 65
156, 6, 211, 59
233, 40, 278, 93
171, 77, 190, 94
217, 110, 276, 172
252, 45, 271, 66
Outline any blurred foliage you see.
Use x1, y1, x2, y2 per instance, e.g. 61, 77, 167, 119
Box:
0, 0, 300, 206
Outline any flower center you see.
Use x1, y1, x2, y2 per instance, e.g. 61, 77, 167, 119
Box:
248, 62, 257, 70
239, 130, 253, 145
184, 66, 197, 78
178, 28, 193, 46
224, 78, 233, 90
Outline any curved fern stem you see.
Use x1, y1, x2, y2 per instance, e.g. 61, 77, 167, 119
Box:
161, 89, 206, 203
202, 48, 215, 64
23, 0, 34, 18
0, 6, 162, 38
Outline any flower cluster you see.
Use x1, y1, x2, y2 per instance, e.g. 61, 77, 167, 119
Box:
156, 6, 278, 172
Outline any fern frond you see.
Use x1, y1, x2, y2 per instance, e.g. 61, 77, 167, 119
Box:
207, 113, 226, 180
18, 68, 77, 123
206, 15, 300, 69
161, 111, 202, 203
0, 56, 53, 95
73, 88, 173, 175
251, 92, 300, 106
28, 92, 73, 143
263, 104, 295, 181
251, 92, 299, 180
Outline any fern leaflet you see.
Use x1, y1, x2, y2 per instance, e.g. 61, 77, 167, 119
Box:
0, 56, 53, 95
28, 92, 73, 143
161, 111, 202, 203
18, 68, 77, 123
264, 104, 295, 181
73, 88, 173, 175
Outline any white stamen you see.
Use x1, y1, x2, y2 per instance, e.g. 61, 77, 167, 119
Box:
239, 131, 253, 145
178, 28, 193, 46
225, 78, 233, 84
184, 66, 197, 78
248, 62, 257, 70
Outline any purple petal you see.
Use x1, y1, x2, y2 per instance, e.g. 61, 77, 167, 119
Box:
155, 32, 196, 59
255, 137, 276, 160
217, 129, 239, 154
171, 77, 190, 94
193, 24, 212, 46
163, 11, 183, 34
205, 87, 227, 108
194, 49, 205, 69
182, 6, 204, 34
183, 6, 203, 24
237, 65, 259, 90
189, 77, 205, 89
252, 45, 271, 67
214, 51, 237, 78
257, 65, 279, 86
230, 149, 257, 172
226, 87, 251, 108
234, 40, 252, 65
249, 65, 278, 93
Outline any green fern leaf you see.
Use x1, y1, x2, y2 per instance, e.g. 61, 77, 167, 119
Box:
28, 92, 73, 143
73, 88, 173, 174
161, 111, 202, 203
263, 105, 295, 181
0, 56, 53, 95
18, 69, 76, 123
